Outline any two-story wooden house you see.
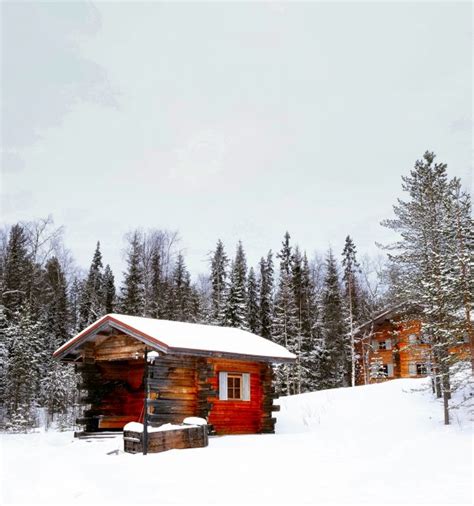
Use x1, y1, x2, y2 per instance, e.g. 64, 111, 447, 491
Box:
354, 306, 469, 385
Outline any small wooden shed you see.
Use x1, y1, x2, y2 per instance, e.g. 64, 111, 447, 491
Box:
53, 314, 295, 435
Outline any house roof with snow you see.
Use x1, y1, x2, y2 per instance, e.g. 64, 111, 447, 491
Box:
354, 302, 419, 335
53, 313, 296, 363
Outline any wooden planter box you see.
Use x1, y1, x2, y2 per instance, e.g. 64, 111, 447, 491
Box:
124, 425, 209, 454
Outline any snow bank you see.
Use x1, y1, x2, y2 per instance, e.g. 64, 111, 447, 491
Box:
2, 375, 472, 504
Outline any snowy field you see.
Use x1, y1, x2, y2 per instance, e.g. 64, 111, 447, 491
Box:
1, 377, 472, 505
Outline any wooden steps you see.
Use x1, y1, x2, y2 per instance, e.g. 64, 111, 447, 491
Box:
74, 431, 123, 440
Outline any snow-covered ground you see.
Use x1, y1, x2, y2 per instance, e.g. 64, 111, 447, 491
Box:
1, 376, 472, 505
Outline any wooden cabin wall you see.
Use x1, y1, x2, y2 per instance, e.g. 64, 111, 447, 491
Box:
205, 358, 277, 435
76, 332, 280, 434
77, 359, 145, 431
146, 354, 278, 435
147, 355, 201, 426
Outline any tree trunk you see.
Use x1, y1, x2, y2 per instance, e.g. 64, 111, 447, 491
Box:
443, 391, 450, 425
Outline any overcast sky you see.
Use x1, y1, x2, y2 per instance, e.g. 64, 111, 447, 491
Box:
1, 1, 472, 279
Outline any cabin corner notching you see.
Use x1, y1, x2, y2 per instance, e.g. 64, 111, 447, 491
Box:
53, 313, 295, 435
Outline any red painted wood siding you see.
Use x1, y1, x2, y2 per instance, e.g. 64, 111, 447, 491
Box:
207, 358, 265, 435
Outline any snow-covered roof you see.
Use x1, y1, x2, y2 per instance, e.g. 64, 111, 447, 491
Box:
53, 313, 296, 363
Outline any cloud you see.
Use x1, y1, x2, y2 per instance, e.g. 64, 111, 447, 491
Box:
2, 2, 116, 151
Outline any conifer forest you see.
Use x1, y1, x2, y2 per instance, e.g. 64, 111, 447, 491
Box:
0, 151, 472, 431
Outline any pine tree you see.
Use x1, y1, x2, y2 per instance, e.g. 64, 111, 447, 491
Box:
2, 225, 31, 319
149, 250, 165, 318
4, 307, 40, 431
41, 256, 69, 356
222, 241, 248, 329
69, 277, 83, 333
258, 251, 274, 340
273, 232, 299, 395
102, 264, 116, 314
210, 239, 229, 324
121, 232, 145, 315
167, 253, 195, 322
341, 235, 361, 386
445, 178, 474, 369
381, 151, 467, 424
320, 249, 348, 388
247, 267, 259, 333
0, 305, 10, 406
298, 253, 318, 391
79, 242, 105, 326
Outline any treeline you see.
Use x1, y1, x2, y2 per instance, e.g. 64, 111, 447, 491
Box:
0, 150, 471, 430
0, 219, 390, 430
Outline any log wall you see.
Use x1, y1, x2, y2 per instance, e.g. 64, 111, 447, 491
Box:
357, 318, 469, 385
206, 358, 277, 434
77, 359, 145, 431
76, 330, 280, 435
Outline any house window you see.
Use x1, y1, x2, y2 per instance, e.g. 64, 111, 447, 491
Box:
408, 333, 417, 344
379, 340, 387, 350
219, 372, 250, 401
416, 363, 427, 375
381, 363, 394, 377
227, 374, 242, 400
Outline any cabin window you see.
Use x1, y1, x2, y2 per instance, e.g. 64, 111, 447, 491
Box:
227, 374, 242, 400
381, 363, 394, 377
416, 363, 427, 375
219, 372, 250, 401
408, 333, 418, 344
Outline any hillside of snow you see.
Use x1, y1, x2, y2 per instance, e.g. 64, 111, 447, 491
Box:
1, 376, 472, 504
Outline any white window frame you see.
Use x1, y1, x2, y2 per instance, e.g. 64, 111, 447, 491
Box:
408, 333, 418, 345
218, 372, 250, 401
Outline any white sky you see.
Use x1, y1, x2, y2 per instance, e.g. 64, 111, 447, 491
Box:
1, 1, 472, 279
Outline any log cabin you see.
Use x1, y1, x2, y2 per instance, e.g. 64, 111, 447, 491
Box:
53, 314, 295, 435
354, 306, 470, 385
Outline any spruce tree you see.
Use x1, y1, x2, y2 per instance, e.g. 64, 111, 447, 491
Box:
167, 253, 195, 322
102, 264, 116, 314
42, 256, 69, 355
445, 178, 474, 369
247, 267, 259, 333
0, 305, 10, 406
79, 242, 105, 326
149, 250, 164, 318
273, 232, 299, 395
222, 241, 249, 329
4, 307, 40, 431
341, 235, 361, 386
298, 253, 318, 391
2, 225, 31, 319
259, 251, 274, 340
121, 232, 145, 315
381, 151, 467, 423
210, 239, 229, 324
320, 249, 348, 388
69, 277, 83, 333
